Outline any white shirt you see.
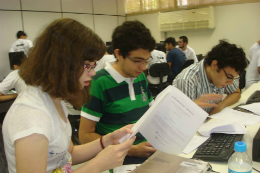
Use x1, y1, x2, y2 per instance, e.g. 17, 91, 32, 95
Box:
3, 86, 72, 173
0, 70, 27, 95
95, 55, 116, 72
9, 39, 33, 56
147, 50, 167, 84
179, 46, 198, 63
246, 49, 260, 88
248, 43, 260, 62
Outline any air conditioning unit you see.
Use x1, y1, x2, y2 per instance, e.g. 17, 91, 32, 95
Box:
158, 6, 215, 32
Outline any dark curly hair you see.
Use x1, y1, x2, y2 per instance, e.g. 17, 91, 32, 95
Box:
112, 21, 155, 58
205, 40, 247, 73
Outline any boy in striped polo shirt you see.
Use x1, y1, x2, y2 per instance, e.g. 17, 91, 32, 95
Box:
79, 21, 157, 164
173, 40, 247, 115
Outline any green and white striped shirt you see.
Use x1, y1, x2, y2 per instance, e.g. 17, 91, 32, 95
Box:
81, 62, 154, 144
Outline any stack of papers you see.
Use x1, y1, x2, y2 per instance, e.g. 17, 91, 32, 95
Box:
210, 107, 260, 126
113, 164, 140, 173
239, 103, 260, 115
198, 119, 248, 137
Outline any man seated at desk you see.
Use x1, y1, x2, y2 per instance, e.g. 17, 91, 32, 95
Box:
173, 40, 248, 115
79, 21, 157, 164
0, 55, 26, 102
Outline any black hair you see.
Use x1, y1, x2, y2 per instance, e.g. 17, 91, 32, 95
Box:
112, 21, 155, 58
164, 37, 176, 47
16, 31, 27, 39
205, 40, 247, 73
179, 36, 188, 43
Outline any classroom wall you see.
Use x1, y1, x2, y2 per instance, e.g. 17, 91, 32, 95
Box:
0, 0, 126, 80
127, 2, 260, 57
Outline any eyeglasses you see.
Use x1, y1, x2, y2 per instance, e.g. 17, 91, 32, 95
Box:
126, 55, 152, 66
84, 62, 96, 72
223, 68, 240, 81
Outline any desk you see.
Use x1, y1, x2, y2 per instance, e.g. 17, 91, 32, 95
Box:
179, 82, 260, 173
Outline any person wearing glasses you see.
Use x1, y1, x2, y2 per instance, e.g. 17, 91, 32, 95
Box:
79, 21, 157, 164
173, 40, 247, 115
2, 18, 136, 173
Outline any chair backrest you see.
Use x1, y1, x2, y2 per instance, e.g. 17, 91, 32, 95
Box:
149, 63, 170, 85
8, 52, 25, 70
179, 59, 194, 74
239, 70, 246, 91
196, 54, 203, 61
149, 63, 170, 78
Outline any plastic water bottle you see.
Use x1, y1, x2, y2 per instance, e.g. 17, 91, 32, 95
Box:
228, 141, 253, 173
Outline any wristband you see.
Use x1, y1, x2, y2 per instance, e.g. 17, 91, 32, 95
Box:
100, 136, 105, 149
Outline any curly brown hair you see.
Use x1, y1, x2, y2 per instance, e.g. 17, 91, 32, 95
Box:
19, 18, 106, 108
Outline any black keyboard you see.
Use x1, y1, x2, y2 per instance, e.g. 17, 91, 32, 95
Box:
192, 133, 243, 161
246, 90, 260, 104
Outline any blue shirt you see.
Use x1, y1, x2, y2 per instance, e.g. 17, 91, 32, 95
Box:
173, 59, 238, 113
166, 48, 186, 76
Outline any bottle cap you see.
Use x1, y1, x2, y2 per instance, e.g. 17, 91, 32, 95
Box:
234, 141, 246, 152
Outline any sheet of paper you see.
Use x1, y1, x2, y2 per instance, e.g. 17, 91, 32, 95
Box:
198, 119, 248, 137
182, 135, 209, 154
119, 87, 171, 143
113, 164, 140, 173
239, 103, 260, 115
138, 86, 209, 155
210, 108, 260, 126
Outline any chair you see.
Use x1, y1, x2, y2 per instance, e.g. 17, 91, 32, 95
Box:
0, 124, 8, 173
179, 59, 194, 74
239, 70, 246, 92
196, 54, 203, 61
8, 52, 25, 70
68, 115, 81, 145
148, 63, 170, 97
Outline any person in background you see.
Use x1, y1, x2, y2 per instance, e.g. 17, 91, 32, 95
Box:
165, 37, 186, 83
3, 18, 135, 173
178, 36, 198, 63
147, 49, 167, 85
95, 52, 116, 72
9, 31, 33, 56
246, 49, 260, 88
0, 54, 27, 102
173, 40, 247, 115
79, 21, 157, 165
248, 39, 260, 63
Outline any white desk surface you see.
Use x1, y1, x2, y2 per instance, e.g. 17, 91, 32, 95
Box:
179, 82, 260, 173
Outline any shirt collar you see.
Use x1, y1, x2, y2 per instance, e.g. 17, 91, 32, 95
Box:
104, 62, 136, 83
199, 59, 217, 89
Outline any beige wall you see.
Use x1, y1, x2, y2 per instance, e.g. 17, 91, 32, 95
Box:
127, 2, 260, 57
0, 0, 126, 79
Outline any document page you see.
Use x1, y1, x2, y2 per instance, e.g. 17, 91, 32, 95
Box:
139, 86, 208, 155
239, 103, 260, 115
210, 108, 260, 126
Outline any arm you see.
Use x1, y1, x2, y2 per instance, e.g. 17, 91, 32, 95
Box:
70, 125, 136, 172
78, 117, 100, 144
15, 134, 49, 173
194, 93, 223, 108
258, 66, 260, 74
0, 93, 17, 102
209, 88, 241, 115
167, 62, 172, 68
127, 141, 156, 158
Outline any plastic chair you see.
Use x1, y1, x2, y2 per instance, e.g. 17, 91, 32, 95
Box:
179, 59, 194, 74
148, 63, 170, 97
